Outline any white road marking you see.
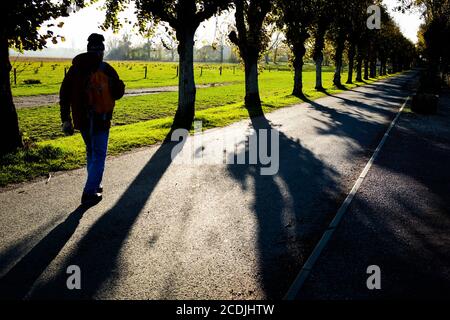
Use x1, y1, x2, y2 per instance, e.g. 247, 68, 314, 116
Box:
284, 96, 410, 300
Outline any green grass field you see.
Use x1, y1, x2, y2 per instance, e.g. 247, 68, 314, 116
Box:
10, 59, 309, 96
1, 61, 395, 187
11, 59, 269, 96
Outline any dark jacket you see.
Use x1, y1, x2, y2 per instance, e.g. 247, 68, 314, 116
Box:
60, 52, 125, 130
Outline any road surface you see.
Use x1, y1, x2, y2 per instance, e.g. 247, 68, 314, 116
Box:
0, 72, 423, 299
296, 86, 450, 300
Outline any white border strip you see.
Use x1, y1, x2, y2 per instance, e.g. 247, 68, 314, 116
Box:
284, 96, 410, 300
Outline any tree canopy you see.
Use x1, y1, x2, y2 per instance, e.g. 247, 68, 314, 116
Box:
0, 0, 85, 155
0, 1, 84, 51
103, 0, 234, 130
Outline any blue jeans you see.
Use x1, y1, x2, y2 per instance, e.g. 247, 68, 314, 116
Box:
81, 126, 110, 195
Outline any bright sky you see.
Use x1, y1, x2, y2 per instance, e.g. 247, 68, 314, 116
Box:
383, 0, 424, 43
24, 0, 424, 56
43, 1, 221, 51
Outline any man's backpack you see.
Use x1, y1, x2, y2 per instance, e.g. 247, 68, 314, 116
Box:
87, 63, 115, 114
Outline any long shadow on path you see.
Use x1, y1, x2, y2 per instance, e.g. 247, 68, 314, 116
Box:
25, 134, 183, 299
226, 105, 341, 298
0, 206, 89, 299
226, 75, 416, 298
298, 98, 450, 298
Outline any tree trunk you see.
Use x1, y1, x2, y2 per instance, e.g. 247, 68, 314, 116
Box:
364, 58, 369, 80
370, 58, 376, 78
315, 56, 323, 90
313, 26, 326, 90
392, 57, 398, 73
398, 59, 404, 72
244, 54, 263, 117
273, 47, 278, 65
293, 63, 304, 97
379, 58, 385, 76
369, 63, 374, 78
347, 43, 356, 84
334, 64, 342, 87
356, 54, 363, 82
333, 36, 345, 87
292, 44, 306, 97
0, 37, 22, 155
220, 44, 224, 64
172, 29, 196, 130
147, 39, 152, 60
333, 59, 343, 87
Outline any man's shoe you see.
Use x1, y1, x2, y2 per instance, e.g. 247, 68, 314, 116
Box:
97, 185, 103, 194
81, 192, 102, 205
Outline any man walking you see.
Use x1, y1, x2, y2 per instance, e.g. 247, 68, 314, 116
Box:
60, 33, 125, 205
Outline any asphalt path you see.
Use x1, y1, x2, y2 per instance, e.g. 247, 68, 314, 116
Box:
0, 72, 418, 299
296, 87, 450, 300
13, 82, 233, 109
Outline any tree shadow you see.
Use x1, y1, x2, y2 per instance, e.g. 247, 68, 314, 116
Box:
226, 107, 341, 298
298, 86, 450, 300
333, 83, 348, 91
26, 132, 184, 299
301, 98, 395, 155
317, 85, 407, 112
0, 205, 90, 300
354, 79, 370, 85
298, 75, 416, 154
374, 86, 450, 296
225, 74, 419, 298
298, 192, 450, 300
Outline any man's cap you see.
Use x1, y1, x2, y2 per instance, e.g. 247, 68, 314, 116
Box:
87, 33, 105, 52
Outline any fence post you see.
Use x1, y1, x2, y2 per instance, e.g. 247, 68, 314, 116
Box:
144, 66, 148, 79
14, 68, 17, 85
219, 66, 222, 76
233, 66, 235, 74
176, 66, 179, 77
64, 67, 67, 77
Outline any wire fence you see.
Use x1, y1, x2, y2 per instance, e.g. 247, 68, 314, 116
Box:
9, 60, 293, 87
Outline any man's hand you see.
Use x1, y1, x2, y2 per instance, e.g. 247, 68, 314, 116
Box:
61, 121, 74, 136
